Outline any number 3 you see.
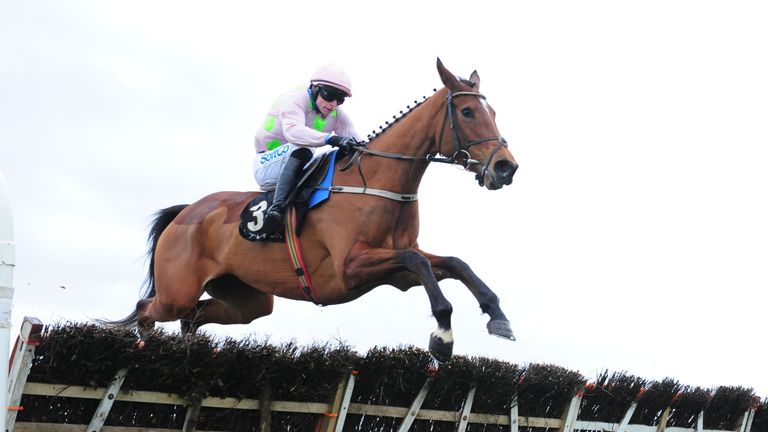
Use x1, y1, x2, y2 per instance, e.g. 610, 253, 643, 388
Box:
246, 201, 268, 232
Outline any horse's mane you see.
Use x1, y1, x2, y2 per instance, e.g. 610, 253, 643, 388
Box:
365, 78, 476, 144
365, 90, 435, 144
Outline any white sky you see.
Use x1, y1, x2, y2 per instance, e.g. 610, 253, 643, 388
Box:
2, 1, 767, 398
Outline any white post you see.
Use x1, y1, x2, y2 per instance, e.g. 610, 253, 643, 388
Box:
6, 318, 43, 432
397, 377, 433, 432
559, 393, 583, 432
617, 401, 639, 432
87, 368, 129, 432
333, 371, 357, 432
744, 409, 756, 432
509, 395, 519, 432
736, 409, 755, 432
456, 385, 477, 432
0, 171, 16, 432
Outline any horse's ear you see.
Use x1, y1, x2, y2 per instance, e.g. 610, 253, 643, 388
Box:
436, 57, 461, 91
469, 70, 481, 90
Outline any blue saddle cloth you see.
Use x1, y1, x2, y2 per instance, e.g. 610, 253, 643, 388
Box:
307, 149, 337, 209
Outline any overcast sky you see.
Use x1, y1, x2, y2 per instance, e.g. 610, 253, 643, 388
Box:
2, 1, 767, 398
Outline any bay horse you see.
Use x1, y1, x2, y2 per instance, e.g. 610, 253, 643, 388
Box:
106, 58, 518, 362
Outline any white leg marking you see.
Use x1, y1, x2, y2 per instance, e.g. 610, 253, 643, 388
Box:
433, 328, 454, 344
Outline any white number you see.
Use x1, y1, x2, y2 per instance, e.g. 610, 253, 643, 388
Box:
246, 201, 268, 232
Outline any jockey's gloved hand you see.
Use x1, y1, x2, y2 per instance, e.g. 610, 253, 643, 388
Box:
327, 135, 359, 153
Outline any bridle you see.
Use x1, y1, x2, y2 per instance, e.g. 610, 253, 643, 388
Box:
354, 90, 508, 186
439, 91, 508, 186
325, 90, 509, 202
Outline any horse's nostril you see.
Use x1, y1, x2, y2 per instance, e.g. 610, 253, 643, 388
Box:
494, 160, 517, 184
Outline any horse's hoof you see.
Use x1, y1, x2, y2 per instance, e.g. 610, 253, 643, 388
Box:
428, 333, 454, 363
488, 320, 516, 341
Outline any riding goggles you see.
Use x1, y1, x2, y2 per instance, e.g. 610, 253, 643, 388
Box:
317, 86, 347, 105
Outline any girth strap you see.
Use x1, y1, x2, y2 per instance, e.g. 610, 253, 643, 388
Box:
323, 185, 418, 202
284, 206, 321, 305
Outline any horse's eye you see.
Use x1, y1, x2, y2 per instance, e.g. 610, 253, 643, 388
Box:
461, 107, 474, 118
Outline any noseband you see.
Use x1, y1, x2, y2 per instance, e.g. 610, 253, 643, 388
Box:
355, 90, 508, 186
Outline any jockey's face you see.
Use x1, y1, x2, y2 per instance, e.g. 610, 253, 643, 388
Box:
315, 94, 338, 118
315, 85, 347, 118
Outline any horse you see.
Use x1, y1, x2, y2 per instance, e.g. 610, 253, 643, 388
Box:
105, 58, 518, 363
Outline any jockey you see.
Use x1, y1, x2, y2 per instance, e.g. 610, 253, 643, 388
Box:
253, 63, 363, 234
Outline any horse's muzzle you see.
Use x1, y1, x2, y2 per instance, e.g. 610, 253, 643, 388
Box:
494, 159, 518, 186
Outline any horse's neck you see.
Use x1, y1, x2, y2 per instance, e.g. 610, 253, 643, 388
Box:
357, 93, 445, 193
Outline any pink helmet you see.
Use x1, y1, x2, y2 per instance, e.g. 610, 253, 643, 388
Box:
310, 64, 352, 97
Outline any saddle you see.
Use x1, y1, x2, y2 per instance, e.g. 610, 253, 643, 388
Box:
239, 150, 340, 242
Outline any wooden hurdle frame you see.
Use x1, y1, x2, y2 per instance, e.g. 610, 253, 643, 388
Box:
4, 316, 760, 432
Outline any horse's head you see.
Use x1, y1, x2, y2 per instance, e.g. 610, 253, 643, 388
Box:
435, 58, 518, 190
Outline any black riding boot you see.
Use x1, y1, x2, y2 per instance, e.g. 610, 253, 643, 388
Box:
263, 155, 305, 234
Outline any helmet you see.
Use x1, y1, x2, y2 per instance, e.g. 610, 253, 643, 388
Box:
310, 63, 352, 97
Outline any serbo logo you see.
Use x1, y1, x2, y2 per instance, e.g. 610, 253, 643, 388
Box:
260, 145, 289, 164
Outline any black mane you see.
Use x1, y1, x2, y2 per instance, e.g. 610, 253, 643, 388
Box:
366, 89, 438, 143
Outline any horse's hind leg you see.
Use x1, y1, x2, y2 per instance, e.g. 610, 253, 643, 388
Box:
135, 296, 196, 339
136, 273, 204, 337
134, 298, 156, 338
180, 274, 274, 334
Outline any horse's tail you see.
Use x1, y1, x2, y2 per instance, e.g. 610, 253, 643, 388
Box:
143, 204, 188, 301
99, 204, 189, 328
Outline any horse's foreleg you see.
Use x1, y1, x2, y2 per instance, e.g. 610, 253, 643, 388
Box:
423, 252, 515, 341
345, 247, 454, 362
